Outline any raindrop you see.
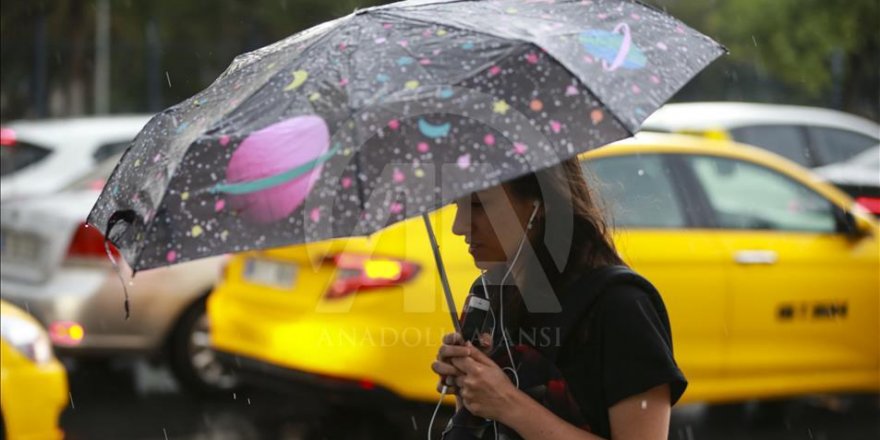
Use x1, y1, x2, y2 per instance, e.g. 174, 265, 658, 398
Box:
69, 392, 75, 409
751, 35, 758, 47
163, 428, 169, 440
165, 71, 172, 88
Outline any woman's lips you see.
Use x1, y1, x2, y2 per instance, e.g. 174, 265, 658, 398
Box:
468, 243, 483, 253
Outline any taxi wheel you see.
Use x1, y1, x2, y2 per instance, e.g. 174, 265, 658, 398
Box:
168, 297, 239, 394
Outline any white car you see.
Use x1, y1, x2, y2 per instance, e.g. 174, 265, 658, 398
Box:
0, 156, 236, 393
641, 102, 879, 168
815, 146, 880, 216
0, 115, 151, 202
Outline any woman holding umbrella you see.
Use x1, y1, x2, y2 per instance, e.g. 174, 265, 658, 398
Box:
82, 1, 719, 437
432, 157, 687, 439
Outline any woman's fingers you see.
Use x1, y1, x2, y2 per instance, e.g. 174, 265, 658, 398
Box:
477, 332, 493, 351
436, 381, 458, 394
454, 375, 468, 388
465, 342, 495, 365
438, 343, 471, 360
431, 360, 461, 376
450, 354, 482, 374
442, 332, 464, 345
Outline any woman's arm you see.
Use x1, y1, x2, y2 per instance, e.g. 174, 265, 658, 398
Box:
499, 388, 603, 440
502, 383, 671, 440
453, 345, 673, 440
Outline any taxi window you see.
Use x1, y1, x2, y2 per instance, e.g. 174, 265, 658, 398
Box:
583, 154, 686, 228
687, 155, 836, 233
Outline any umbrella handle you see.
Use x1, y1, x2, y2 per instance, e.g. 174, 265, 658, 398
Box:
422, 213, 462, 334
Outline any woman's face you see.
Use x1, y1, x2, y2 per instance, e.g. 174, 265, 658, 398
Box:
452, 184, 539, 271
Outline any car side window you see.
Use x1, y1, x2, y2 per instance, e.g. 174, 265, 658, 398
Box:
583, 154, 686, 228
729, 125, 813, 167
92, 141, 131, 163
0, 142, 52, 177
808, 127, 878, 165
687, 155, 836, 233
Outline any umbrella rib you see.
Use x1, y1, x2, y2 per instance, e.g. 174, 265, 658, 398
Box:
353, 148, 367, 213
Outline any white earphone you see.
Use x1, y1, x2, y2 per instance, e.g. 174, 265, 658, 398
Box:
526, 199, 541, 230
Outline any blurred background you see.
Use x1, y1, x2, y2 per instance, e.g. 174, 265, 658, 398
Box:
0, 1, 878, 439
1, 0, 877, 121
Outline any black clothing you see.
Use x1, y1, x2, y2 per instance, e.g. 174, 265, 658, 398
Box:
465, 265, 687, 439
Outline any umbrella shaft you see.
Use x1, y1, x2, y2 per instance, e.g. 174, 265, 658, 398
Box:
421, 213, 461, 333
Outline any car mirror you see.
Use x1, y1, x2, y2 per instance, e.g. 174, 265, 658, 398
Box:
835, 207, 875, 238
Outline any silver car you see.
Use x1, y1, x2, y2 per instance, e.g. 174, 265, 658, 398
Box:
0, 154, 236, 393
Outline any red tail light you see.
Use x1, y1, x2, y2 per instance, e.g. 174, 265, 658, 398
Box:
325, 253, 419, 299
49, 321, 85, 346
855, 197, 880, 215
66, 223, 119, 259
0, 127, 16, 146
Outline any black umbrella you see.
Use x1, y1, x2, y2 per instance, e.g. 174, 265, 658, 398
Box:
88, 0, 724, 327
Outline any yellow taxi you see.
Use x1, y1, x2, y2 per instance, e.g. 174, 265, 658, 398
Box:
208, 133, 879, 405
1, 300, 69, 440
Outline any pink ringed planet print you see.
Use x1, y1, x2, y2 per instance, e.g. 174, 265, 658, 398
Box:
213, 115, 334, 224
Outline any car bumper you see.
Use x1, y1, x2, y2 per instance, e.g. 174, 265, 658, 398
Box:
0, 358, 68, 440
215, 350, 402, 406
208, 285, 455, 404
2, 265, 159, 357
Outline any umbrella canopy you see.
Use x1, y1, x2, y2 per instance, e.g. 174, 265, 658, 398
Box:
88, 0, 725, 272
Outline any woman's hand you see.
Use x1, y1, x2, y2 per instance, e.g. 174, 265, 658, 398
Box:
432, 332, 494, 394
451, 342, 519, 421
432, 332, 468, 394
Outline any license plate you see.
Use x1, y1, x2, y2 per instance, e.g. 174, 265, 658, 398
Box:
0, 229, 41, 262
243, 258, 297, 289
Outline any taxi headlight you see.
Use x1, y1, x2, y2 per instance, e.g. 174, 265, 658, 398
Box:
1, 315, 54, 364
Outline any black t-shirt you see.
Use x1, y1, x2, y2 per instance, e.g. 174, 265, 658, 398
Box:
471, 271, 687, 439
554, 282, 687, 438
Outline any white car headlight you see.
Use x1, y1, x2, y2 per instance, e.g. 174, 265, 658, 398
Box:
0, 315, 53, 364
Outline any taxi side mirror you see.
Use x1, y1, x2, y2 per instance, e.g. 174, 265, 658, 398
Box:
835, 207, 874, 238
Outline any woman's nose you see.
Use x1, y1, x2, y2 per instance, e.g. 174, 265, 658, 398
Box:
451, 203, 470, 237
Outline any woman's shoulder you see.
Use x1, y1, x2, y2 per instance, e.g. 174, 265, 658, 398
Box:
564, 265, 667, 321
564, 265, 658, 299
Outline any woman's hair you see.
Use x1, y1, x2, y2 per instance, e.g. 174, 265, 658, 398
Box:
495, 156, 625, 331
507, 156, 624, 283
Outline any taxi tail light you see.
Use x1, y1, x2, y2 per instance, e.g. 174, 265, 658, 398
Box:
855, 196, 880, 215
67, 222, 119, 260
325, 253, 419, 299
49, 321, 85, 346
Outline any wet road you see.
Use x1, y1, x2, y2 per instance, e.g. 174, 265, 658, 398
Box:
61, 361, 880, 440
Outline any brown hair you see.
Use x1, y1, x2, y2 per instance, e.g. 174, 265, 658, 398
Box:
494, 156, 625, 330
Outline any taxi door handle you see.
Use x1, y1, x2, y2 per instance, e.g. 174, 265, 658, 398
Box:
734, 250, 778, 265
